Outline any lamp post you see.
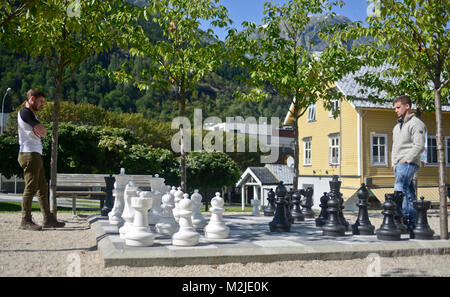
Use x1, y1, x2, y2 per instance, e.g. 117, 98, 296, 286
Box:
1, 88, 12, 134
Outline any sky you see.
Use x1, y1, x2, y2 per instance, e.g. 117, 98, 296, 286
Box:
200, 0, 373, 41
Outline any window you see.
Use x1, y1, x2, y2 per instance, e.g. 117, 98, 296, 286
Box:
446, 137, 450, 166
307, 104, 316, 122
329, 134, 340, 165
426, 136, 438, 165
303, 138, 312, 166
329, 100, 340, 118
370, 134, 388, 166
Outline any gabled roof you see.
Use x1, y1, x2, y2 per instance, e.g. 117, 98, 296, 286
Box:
236, 164, 294, 187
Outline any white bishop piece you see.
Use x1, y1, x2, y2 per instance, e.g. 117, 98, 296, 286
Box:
172, 194, 200, 246
155, 190, 179, 236
125, 191, 155, 247
109, 168, 128, 225
191, 189, 207, 229
119, 181, 139, 239
205, 192, 229, 239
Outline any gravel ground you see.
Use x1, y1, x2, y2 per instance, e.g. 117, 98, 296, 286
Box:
0, 211, 449, 277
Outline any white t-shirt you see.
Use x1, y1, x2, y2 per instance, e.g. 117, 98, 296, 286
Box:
18, 107, 43, 155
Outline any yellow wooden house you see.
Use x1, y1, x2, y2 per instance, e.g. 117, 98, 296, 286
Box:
284, 66, 450, 209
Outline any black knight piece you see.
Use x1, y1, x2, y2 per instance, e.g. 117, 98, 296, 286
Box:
376, 194, 402, 241
263, 189, 276, 216
411, 197, 435, 240
315, 192, 328, 227
290, 190, 305, 222
300, 187, 315, 218
269, 182, 291, 232
352, 183, 375, 235
322, 176, 346, 237
101, 174, 116, 216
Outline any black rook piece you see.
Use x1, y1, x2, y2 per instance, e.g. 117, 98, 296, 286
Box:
101, 174, 115, 216
376, 194, 401, 241
264, 189, 276, 216
322, 176, 346, 237
290, 190, 305, 222
315, 192, 328, 227
392, 191, 408, 234
411, 197, 435, 240
269, 182, 291, 232
300, 187, 315, 218
352, 183, 375, 235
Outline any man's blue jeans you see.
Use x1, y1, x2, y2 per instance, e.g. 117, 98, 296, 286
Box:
394, 162, 418, 229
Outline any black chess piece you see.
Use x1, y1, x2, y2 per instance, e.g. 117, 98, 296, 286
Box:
315, 192, 328, 227
269, 182, 291, 232
335, 188, 349, 231
352, 183, 375, 235
376, 194, 402, 241
411, 197, 434, 240
322, 176, 346, 237
392, 191, 408, 234
101, 174, 115, 216
264, 189, 276, 216
300, 187, 315, 219
290, 190, 305, 222
285, 190, 295, 224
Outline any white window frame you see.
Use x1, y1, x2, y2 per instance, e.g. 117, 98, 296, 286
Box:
307, 104, 316, 122
329, 100, 340, 118
329, 134, 340, 166
303, 137, 312, 166
425, 135, 438, 166
370, 134, 388, 166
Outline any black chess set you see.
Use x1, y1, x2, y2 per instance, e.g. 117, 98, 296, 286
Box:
265, 175, 435, 241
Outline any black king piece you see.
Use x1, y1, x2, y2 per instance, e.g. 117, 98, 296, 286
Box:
322, 176, 346, 237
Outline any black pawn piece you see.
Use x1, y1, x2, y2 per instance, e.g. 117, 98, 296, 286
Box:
352, 183, 375, 235
376, 194, 402, 241
322, 176, 346, 237
264, 189, 276, 216
300, 187, 315, 219
411, 197, 434, 240
290, 190, 305, 222
269, 182, 291, 232
393, 191, 408, 234
315, 192, 328, 227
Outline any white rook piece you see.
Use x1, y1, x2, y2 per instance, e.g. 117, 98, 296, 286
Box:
205, 192, 230, 239
172, 194, 200, 246
251, 199, 261, 216
191, 189, 207, 229
125, 191, 155, 247
155, 190, 179, 236
119, 181, 139, 239
109, 168, 129, 225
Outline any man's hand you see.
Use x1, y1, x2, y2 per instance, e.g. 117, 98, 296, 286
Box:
33, 124, 47, 138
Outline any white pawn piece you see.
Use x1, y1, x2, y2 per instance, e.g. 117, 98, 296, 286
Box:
172, 194, 200, 246
119, 181, 139, 239
172, 186, 184, 222
155, 191, 179, 236
125, 191, 156, 247
191, 189, 207, 229
109, 168, 129, 225
205, 192, 230, 239
147, 189, 163, 225
251, 199, 261, 216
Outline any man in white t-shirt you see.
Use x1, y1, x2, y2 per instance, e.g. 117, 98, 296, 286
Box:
17, 88, 65, 230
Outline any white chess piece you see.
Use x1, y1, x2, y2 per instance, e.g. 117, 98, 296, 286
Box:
147, 189, 163, 225
205, 192, 230, 239
191, 189, 207, 229
125, 191, 155, 247
251, 199, 261, 216
172, 194, 200, 246
172, 186, 184, 222
109, 168, 129, 225
155, 191, 179, 236
119, 181, 139, 239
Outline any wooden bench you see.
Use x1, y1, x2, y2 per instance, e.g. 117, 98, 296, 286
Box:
55, 173, 154, 215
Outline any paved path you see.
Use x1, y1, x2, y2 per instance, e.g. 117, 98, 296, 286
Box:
90, 213, 450, 268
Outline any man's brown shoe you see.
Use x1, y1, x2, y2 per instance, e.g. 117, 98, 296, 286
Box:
19, 218, 42, 231
43, 216, 65, 228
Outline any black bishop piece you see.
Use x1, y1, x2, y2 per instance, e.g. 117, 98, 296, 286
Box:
351, 183, 375, 235
322, 176, 346, 237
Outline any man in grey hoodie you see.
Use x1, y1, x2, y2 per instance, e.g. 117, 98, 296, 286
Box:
391, 95, 426, 231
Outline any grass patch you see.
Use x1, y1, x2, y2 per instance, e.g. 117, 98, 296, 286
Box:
0, 201, 98, 213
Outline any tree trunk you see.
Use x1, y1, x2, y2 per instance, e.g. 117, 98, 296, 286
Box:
434, 89, 448, 240
49, 80, 62, 219
179, 96, 187, 193
292, 115, 299, 190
